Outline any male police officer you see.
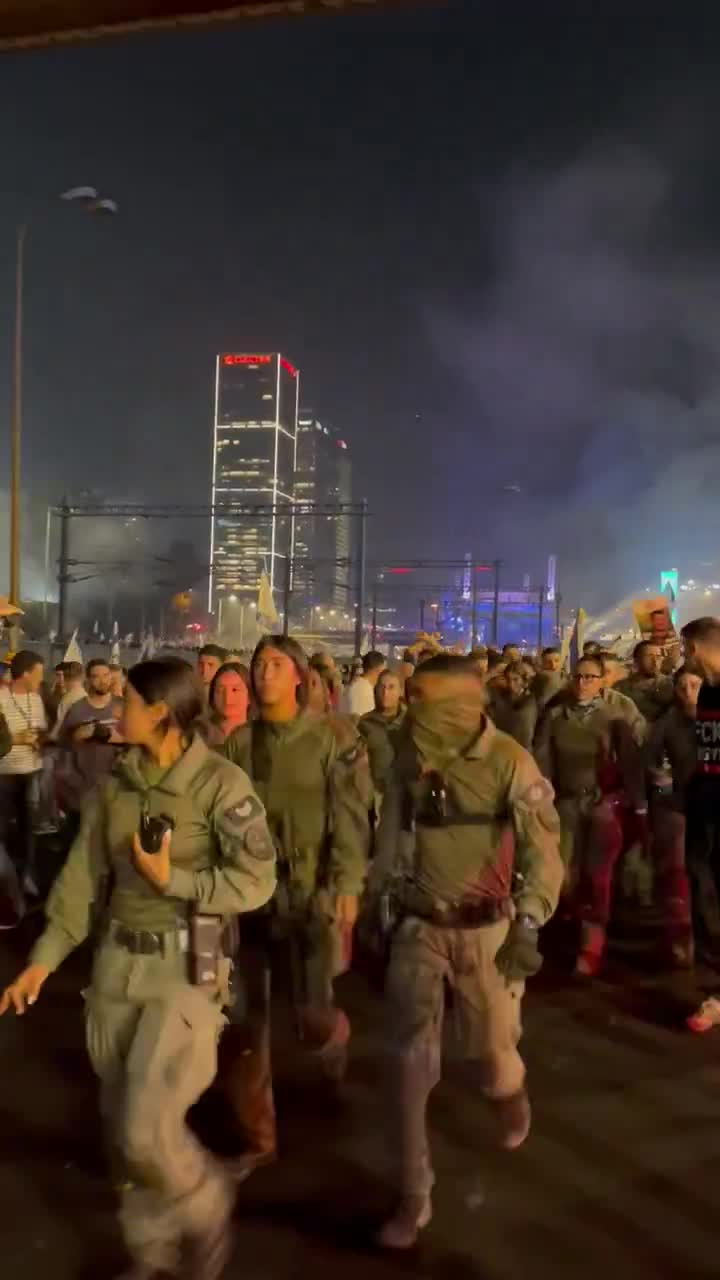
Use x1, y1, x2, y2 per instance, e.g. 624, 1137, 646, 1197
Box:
371, 655, 562, 1248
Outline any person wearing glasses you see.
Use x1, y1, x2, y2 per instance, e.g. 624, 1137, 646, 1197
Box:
534, 654, 647, 977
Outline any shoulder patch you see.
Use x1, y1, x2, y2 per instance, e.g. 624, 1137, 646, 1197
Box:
224, 793, 264, 827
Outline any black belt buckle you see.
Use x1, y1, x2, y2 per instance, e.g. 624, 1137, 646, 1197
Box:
116, 925, 163, 955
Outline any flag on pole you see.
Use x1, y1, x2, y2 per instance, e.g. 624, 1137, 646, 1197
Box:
92, 620, 99, 637
566, 607, 586, 670
63, 629, 83, 664
138, 629, 156, 661
110, 640, 121, 665
257, 571, 280, 629
112, 620, 119, 639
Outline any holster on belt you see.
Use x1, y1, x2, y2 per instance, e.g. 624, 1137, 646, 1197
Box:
189, 911, 225, 989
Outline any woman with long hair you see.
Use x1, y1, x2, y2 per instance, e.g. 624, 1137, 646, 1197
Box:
0, 658, 276, 1280
207, 661, 251, 744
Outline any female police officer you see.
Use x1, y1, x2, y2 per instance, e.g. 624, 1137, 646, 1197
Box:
0, 658, 276, 1280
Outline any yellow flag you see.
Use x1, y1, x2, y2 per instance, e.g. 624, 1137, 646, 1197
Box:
257, 570, 280, 627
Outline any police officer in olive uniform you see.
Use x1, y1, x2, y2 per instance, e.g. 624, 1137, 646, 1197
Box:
223, 635, 370, 1178
370, 654, 562, 1249
0, 659, 277, 1280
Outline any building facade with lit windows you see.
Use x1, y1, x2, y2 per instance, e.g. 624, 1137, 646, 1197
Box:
294, 409, 352, 608
209, 352, 299, 612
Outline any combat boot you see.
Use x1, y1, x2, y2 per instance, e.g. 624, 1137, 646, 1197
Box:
376, 1193, 432, 1249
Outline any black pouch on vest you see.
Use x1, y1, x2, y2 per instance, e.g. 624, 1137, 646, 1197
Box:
190, 912, 224, 988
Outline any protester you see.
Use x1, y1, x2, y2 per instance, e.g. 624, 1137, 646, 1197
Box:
370, 654, 562, 1247
0, 657, 276, 1280
310, 650, 341, 709
45, 663, 67, 727
502, 643, 521, 664
599, 651, 628, 688
197, 644, 229, 694
534, 654, 647, 976
49, 661, 86, 740
342, 650, 386, 719
59, 659, 124, 818
359, 669, 406, 796
617, 641, 674, 723
677, 619, 720, 1030
206, 662, 250, 745
645, 663, 701, 967
307, 664, 332, 714
222, 636, 370, 1180
0, 650, 47, 899
488, 660, 537, 749
532, 647, 565, 712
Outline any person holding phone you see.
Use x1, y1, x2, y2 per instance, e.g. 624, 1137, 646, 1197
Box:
58, 658, 124, 819
0, 658, 276, 1280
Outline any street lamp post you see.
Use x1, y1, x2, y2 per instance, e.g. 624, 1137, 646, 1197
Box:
8, 186, 118, 607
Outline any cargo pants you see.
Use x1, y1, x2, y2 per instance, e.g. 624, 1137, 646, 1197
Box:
221, 898, 351, 1156
384, 916, 525, 1198
84, 936, 233, 1274
557, 794, 625, 923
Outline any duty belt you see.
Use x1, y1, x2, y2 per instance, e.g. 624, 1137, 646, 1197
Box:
109, 919, 190, 956
404, 895, 512, 929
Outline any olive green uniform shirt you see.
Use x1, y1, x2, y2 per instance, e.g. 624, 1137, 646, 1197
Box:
30, 735, 277, 972
224, 711, 370, 900
372, 718, 563, 925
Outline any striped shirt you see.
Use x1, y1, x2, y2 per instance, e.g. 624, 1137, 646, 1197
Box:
0, 687, 47, 775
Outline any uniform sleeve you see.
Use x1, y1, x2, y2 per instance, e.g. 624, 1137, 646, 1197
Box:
533, 709, 554, 780
367, 775, 404, 894
612, 716, 647, 811
626, 700, 648, 748
29, 786, 109, 972
165, 767, 276, 915
507, 751, 564, 924
327, 735, 371, 895
359, 718, 395, 794
645, 716, 667, 772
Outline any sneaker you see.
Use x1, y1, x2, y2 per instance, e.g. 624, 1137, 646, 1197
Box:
376, 1194, 432, 1249
687, 996, 720, 1034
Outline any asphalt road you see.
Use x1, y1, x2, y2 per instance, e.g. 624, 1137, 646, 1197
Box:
2, 914, 720, 1280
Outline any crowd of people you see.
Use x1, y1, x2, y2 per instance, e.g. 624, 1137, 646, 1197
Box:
0, 618, 718, 1278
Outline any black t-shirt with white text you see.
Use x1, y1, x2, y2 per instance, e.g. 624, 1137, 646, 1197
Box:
688, 681, 720, 819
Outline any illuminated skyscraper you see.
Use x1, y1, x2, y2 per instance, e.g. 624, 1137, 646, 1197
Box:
209, 352, 299, 611
294, 410, 352, 607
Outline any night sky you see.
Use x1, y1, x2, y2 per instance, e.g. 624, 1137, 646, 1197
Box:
2, 0, 720, 609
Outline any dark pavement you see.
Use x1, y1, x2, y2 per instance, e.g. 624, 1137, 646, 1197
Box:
2, 914, 720, 1280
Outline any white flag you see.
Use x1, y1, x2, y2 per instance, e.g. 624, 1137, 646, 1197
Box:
112, 620, 119, 639
92, 619, 99, 636
138, 629, 156, 661
63, 629, 83, 664
257, 571, 279, 628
